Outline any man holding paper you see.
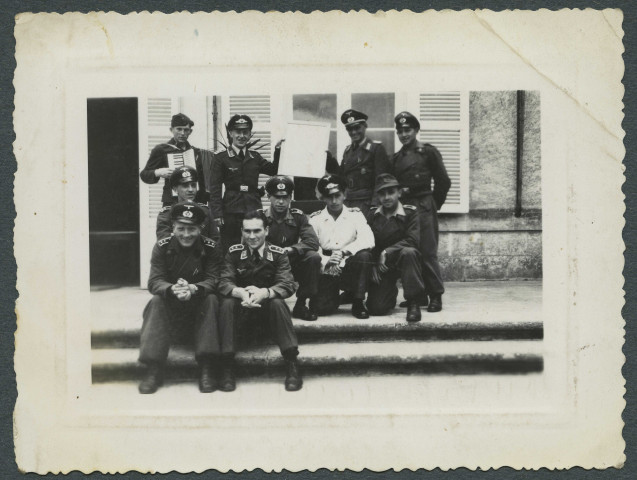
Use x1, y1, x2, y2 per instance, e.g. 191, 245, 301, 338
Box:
139, 113, 208, 206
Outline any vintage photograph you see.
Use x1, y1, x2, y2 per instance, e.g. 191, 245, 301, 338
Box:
88, 91, 543, 393
13, 10, 624, 473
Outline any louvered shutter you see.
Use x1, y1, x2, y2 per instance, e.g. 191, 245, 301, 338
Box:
138, 97, 178, 288
418, 92, 469, 213
227, 95, 273, 209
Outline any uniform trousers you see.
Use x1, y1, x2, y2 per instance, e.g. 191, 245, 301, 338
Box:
367, 247, 425, 315
310, 249, 372, 316
344, 198, 372, 217
219, 212, 244, 251
402, 194, 445, 295
219, 297, 299, 357
139, 294, 228, 365
290, 250, 321, 300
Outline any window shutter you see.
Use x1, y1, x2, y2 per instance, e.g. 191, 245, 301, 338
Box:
146, 98, 174, 218
418, 92, 469, 213
228, 95, 273, 209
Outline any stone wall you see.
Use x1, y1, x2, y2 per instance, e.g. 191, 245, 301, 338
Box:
439, 91, 542, 281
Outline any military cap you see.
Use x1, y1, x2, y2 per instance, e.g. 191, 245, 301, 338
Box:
316, 174, 347, 196
265, 175, 294, 197
374, 173, 401, 194
171, 113, 194, 128
227, 114, 253, 131
341, 109, 368, 127
170, 201, 206, 225
170, 166, 198, 187
394, 111, 420, 130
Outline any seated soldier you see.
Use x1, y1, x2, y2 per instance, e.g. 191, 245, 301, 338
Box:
263, 175, 321, 321
366, 174, 425, 322
218, 210, 302, 392
156, 165, 219, 241
309, 174, 375, 319
138, 201, 227, 394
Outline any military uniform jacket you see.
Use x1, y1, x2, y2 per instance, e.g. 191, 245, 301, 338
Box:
366, 203, 420, 259
219, 243, 296, 299
139, 138, 208, 205
390, 141, 451, 209
340, 138, 390, 200
155, 203, 219, 241
264, 208, 319, 257
208, 148, 279, 218
148, 235, 223, 298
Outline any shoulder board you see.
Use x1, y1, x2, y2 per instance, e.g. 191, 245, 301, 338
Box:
403, 204, 417, 210
158, 236, 172, 247
309, 210, 322, 218
197, 202, 208, 208
202, 237, 216, 248
268, 244, 286, 254
372, 140, 382, 144
160, 206, 171, 213
364, 143, 372, 151
290, 208, 304, 215
228, 244, 244, 253
348, 207, 361, 213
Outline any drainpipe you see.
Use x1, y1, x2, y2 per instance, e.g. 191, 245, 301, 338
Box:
515, 90, 525, 218
212, 96, 218, 149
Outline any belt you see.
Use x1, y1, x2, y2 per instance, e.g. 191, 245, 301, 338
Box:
226, 184, 259, 193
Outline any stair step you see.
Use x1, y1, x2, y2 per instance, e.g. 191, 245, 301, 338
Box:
92, 340, 543, 382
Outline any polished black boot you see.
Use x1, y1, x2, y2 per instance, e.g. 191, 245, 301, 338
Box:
406, 302, 422, 322
218, 356, 236, 392
284, 359, 303, 391
352, 299, 369, 319
292, 298, 318, 321
399, 296, 428, 308
427, 294, 443, 313
198, 360, 217, 393
138, 363, 164, 394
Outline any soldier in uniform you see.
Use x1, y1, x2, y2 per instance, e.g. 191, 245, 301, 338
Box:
208, 114, 279, 250
390, 111, 451, 312
366, 174, 425, 322
156, 165, 219, 241
140, 113, 208, 206
263, 176, 321, 321
339, 109, 391, 216
218, 210, 302, 392
138, 202, 227, 394
309, 174, 375, 319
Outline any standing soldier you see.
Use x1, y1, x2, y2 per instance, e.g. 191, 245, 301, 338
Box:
263, 176, 321, 321
208, 114, 279, 250
156, 166, 219, 241
138, 202, 227, 394
339, 109, 391, 216
391, 112, 451, 312
309, 174, 375, 319
218, 210, 302, 392
366, 174, 425, 322
140, 113, 208, 206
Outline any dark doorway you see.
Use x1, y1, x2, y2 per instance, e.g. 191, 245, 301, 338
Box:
87, 98, 140, 286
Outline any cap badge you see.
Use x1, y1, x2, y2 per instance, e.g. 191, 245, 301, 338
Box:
347, 116, 354, 123
236, 118, 247, 124
277, 183, 286, 190
183, 211, 193, 218
182, 172, 190, 177
400, 117, 407, 124
326, 182, 338, 190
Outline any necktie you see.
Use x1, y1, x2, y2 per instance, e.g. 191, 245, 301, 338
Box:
238, 150, 245, 161
253, 250, 261, 264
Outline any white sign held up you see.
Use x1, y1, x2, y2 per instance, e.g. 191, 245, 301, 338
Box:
278, 120, 331, 178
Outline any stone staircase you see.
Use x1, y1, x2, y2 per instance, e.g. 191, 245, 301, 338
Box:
91, 281, 543, 384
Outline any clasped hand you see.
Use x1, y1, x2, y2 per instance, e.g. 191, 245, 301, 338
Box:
171, 278, 197, 301
237, 285, 269, 308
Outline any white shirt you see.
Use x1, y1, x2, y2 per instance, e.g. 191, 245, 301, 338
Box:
231, 144, 248, 157
309, 207, 375, 268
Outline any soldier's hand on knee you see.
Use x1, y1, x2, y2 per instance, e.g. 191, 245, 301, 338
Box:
371, 266, 382, 285
378, 250, 389, 274
329, 250, 343, 265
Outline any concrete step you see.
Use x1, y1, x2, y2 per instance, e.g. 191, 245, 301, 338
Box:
92, 340, 543, 382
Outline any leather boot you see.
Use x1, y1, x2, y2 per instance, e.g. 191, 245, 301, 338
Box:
400, 296, 428, 308
284, 359, 303, 391
198, 361, 217, 393
352, 299, 369, 319
427, 294, 443, 313
339, 291, 355, 305
138, 363, 164, 394
292, 299, 318, 321
406, 302, 422, 322
218, 356, 236, 392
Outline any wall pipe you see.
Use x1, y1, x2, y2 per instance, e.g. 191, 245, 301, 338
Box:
515, 90, 525, 218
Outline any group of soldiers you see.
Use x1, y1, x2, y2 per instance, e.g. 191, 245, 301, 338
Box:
137, 108, 451, 395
